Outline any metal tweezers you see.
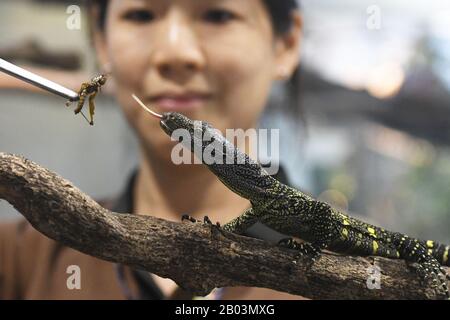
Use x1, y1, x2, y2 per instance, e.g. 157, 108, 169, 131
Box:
0, 57, 79, 101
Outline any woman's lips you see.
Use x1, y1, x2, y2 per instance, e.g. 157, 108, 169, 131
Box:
150, 94, 210, 111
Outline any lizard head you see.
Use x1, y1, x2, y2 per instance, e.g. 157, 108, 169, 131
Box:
159, 112, 195, 137
159, 112, 219, 161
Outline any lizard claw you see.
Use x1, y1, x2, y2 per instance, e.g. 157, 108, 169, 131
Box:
181, 214, 198, 223
202, 215, 224, 238
203, 215, 212, 224
182, 214, 222, 229
203, 215, 221, 228
399, 237, 449, 299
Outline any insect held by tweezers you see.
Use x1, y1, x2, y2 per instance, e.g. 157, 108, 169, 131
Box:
66, 74, 108, 125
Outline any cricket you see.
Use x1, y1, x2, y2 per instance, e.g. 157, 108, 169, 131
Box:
66, 74, 108, 125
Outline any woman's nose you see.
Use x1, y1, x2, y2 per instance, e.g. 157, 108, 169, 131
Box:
151, 15, 206, 78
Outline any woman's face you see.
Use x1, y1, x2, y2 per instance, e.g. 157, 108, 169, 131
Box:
94, 0, 301, 157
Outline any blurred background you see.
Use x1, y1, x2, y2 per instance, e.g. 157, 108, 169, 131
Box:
0, 0, 449, 244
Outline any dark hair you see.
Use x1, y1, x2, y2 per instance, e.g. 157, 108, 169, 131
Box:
87, 0, 301, 118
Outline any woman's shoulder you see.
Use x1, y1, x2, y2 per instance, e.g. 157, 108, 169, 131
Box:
0, 218, 64, 279
0, 218, 55, 298
0, 218, 39, 245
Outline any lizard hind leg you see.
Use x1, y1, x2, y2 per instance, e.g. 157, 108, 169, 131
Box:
278, 237, 321, 263
395, 234, 449, 299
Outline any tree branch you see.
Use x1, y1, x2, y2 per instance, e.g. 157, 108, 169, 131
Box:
0, 152, 447, 299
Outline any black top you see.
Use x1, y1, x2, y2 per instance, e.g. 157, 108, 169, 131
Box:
112, 165, 292, 299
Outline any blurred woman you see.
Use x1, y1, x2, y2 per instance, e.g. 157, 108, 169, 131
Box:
0, 0, 303, 299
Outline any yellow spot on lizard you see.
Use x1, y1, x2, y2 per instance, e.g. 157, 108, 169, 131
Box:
426, 240, 434, 248
372, 241, 379, 254
339, 213, 351, 225
428, 249, 433, 255
342, 228, 349, 237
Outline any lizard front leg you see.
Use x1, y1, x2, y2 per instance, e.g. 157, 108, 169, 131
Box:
276, 201, 342, 265
221, 207, 261, 235
391, 233, 449, 299
181, 207, 260, 236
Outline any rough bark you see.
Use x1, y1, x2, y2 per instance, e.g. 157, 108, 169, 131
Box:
0, 152, 448, 300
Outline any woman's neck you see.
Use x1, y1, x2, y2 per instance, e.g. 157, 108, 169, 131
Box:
133, 144, 254, 298
133, 146, 250, 224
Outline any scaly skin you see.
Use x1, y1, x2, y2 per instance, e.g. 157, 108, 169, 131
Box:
159, 112, 450, 299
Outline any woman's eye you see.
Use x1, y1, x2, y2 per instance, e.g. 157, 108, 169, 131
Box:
122, 9, 154, 23
203, 9, 237, 24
